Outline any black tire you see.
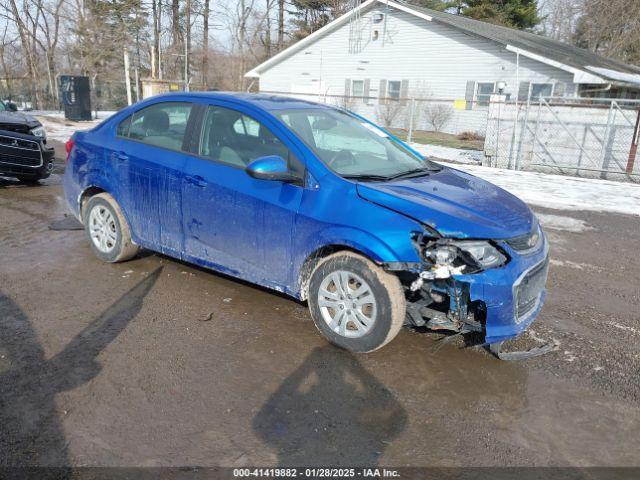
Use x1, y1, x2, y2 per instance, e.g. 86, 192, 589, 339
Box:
84, 193, 140, 263
16, 176, 44, 185
307, 251, 406, 353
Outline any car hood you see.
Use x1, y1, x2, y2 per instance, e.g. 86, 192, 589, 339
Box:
0, 111, 40, 129
356, 166, 534, 239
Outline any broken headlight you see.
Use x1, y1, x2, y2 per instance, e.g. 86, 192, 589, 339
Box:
424, 240, 507, 270
455, 241, 507, 269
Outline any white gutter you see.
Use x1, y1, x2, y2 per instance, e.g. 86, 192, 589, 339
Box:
505, 45, 607, 85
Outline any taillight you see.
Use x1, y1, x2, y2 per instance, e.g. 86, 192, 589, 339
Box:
65, 139, 75, 162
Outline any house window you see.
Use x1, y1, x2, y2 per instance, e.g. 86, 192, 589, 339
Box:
476, 82, 495, 106
351, 80, 365, 98
387, 81, 402, 100
531, 83, 553, 100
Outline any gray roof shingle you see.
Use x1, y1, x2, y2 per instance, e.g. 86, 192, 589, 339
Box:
403, 2, 640, 79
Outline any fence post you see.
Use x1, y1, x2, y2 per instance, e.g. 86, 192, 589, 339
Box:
627, 108, 640, 174
407, 98, 416, 144
599, 100, 615, 176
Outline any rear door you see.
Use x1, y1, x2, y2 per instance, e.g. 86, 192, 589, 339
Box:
181, 102, 305, 288
110, 101, 195, 256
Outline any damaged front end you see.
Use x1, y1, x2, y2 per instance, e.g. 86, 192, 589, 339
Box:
386, 227, 554, 359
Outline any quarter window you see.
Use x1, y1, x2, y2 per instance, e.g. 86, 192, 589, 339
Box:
126, 102, 193, 151
117, 115, 132, 137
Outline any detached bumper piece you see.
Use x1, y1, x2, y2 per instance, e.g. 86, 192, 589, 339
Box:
489, 339, 558, 361
0, 129, 55, 179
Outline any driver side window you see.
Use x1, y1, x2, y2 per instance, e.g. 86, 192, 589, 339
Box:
200, 105, 304, 177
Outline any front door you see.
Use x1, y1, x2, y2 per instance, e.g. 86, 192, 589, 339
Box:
182, 104, 305, 289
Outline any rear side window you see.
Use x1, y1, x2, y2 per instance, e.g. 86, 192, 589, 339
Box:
121, 102, 193, 151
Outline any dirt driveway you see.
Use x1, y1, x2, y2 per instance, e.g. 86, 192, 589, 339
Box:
1, 166, 639, 468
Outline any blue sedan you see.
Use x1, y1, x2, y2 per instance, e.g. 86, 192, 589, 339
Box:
63, 92, 548, 353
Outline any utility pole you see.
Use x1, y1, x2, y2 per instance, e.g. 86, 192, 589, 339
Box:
184, 40, 189, 92
184, 0, 191, 92
123, 47, 132, 105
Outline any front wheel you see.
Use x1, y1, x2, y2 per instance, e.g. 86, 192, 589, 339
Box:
307, 251, 406, 353
84, 193, 140, 263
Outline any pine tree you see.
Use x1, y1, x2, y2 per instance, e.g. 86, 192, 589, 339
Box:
409, 0, 542, 30
463, 0, 541, 29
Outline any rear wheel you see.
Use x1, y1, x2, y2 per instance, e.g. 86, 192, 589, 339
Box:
84, 193, 139, 263
307, 251, 406, 352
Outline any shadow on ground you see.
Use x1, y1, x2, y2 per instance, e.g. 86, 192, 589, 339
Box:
0, 267, 162, 467
253, 345, 408, 466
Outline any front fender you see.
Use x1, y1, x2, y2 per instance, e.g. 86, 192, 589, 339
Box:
313, 226, 400, 263
290, 221, 423, 299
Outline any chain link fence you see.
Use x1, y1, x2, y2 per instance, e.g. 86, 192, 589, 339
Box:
263, 90, 490, 139
485, 96, 640, 183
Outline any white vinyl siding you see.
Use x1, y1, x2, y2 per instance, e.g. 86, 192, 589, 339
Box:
256, 5, 576, 133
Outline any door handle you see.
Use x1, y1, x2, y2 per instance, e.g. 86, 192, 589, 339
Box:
116, 152, 129, 162
185, 175, 208, 188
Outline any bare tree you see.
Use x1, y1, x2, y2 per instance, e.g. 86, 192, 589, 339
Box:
202, 0, 210, 87
151, 0, 161, 78
539, 0, 584, 42
277, 0, 285, 49
376, 101, 405, 128
573, 0, 640, 64
424, 103, 454, 132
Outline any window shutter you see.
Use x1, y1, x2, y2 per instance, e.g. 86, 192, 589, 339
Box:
344, 78, 351, 97
379, 79, 387, 103
518, 81, 531, 102
465, 80, 476, 110
363, 79, 370, 103
552, 82, 566, 97
400, 79, 409, 103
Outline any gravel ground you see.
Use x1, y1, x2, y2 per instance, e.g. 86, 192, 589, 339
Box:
1, 152, 639, 468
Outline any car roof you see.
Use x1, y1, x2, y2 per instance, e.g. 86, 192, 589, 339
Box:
148, 91, 334, 112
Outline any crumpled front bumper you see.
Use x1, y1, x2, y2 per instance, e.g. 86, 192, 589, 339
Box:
452, 237, 549, 344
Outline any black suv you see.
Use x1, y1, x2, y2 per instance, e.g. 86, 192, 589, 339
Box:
0, 101, 55, 183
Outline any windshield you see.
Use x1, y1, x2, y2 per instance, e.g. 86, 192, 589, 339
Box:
0, 102, 6, 112
275, 108, 438, 179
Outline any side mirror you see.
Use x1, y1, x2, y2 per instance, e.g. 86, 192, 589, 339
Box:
246, 155, 300, 183
6, 102, 18, 112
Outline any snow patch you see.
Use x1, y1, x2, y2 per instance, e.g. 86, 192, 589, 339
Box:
536, 213, 594, 233
409, 142, 483, 165
37, 113, 108, 143
438, 162, 640, 216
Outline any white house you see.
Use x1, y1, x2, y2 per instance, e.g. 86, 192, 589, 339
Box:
245, 0, 640, 134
